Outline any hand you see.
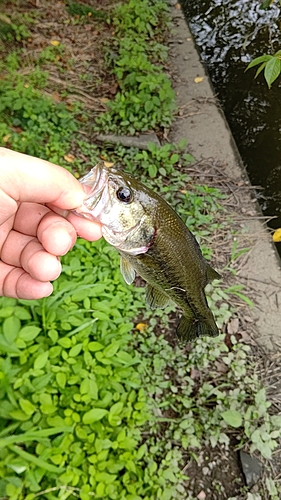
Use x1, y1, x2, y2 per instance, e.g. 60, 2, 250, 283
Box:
0, 148, 102, 299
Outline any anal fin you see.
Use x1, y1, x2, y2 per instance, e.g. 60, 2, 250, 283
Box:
206, 264, 221, 282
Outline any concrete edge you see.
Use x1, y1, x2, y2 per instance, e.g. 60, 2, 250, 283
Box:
168, 3, 281, 351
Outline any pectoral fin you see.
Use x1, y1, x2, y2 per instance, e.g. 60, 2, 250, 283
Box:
120, 256, 135, 285
146, 285, 170, 309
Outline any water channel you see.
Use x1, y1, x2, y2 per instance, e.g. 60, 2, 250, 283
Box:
181, 0, 281, 240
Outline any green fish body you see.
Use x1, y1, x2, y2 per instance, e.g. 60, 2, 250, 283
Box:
75, 161, 221, 342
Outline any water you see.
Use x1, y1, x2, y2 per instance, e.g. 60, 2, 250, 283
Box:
181, 0, 281, 231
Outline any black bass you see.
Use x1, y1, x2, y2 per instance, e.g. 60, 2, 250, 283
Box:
74, 161, 221, 342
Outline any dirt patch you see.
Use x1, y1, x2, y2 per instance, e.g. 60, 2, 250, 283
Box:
184, 444, 245, 499
0, 0, 118, 114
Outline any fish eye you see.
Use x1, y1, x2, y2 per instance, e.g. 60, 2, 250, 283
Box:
116, 186, 132, 203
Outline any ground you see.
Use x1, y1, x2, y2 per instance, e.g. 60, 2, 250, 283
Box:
1, 0, 281, 499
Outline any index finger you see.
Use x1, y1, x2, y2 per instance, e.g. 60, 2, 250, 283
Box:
0, 148, 86, 212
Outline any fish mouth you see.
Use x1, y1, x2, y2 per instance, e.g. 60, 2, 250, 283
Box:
73, 161, 109, 220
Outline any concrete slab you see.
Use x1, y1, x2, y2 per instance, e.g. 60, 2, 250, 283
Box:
168, 4, 281, 350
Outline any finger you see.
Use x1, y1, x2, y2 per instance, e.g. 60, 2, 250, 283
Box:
1, 231, 62, 282
0, 262, 53, 299
38, 214, 77, 256
67, 212, 103, 241
14, 204, 77, 255
48, 204, 103, 241
0, 148, 87, 213
13, 203, 50, 236
0, 216, 14, 255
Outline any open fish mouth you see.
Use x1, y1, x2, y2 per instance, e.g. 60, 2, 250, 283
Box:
74, 162, 109, 220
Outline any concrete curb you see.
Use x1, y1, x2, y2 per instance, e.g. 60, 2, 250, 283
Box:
168, 4, 281, 350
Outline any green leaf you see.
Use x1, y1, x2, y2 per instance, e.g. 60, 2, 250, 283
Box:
179, 138, 187, 149
14, 307, 31, 320
9, 410, 30, 421
255, 61, 267, 78
34, 351, 49, 370
255, 387, 266, 405
264, 57, 281, 88
103, 341, 120, 358
83, 408, 108, 424
9, 444, 64, 473
0, 306, 15, 318
95, 472, 117, 483
3, 316, 21, 342
18, 326, 41, 342
260, 0, 274, 9
144, 100, 154, 113
147, 142, 157, 152
48, 329, 58, 343
19, 399, 36, 416
56, 372, 66, 389
170, 153, 179, 164
148, 164, 157, 178
256, 441, 272, 459
0, 335, 20, 354
109, 402, 123, 416
93, 311, 110, 321
0, 426, 73, 449
221, 410, 242, 428
116, 351, 139, 365
69, 343, 82, 357
58, 337, 72, 348
246, 54, 272, 70
80, 378, 90, 394
88, 341, 104, 352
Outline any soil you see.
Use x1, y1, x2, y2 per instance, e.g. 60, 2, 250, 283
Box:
1, 0, 281, 499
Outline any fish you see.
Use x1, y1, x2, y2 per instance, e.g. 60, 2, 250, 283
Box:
74, 161, 221, 342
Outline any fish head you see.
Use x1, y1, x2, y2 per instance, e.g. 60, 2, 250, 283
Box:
75, 161, 157, 255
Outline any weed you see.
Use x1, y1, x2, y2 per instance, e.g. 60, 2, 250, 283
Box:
67, 2, 107, 20
134, 325, 281, 465
95, 0, 176, 134
0, 19, 30, 42
0, 240, 184, 499
0, 73, 78, 163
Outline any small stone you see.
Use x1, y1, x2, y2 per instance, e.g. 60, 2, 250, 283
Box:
244, 315, 254, 323
95, 132, 160, 150
202, 467, 209, 475
239, 451, 263, 488
227, 317, 239, 334
197, 491, 206, 500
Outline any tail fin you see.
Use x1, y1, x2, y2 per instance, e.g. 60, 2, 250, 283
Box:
176, 314, 219, 343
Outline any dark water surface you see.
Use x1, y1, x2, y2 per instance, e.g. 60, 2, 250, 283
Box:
181, 0, 281, 230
